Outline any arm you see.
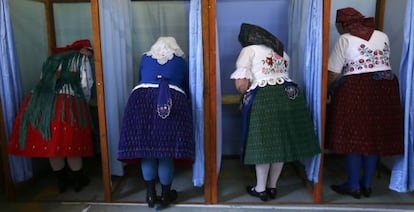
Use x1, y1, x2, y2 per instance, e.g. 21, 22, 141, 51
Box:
231, 47, 254, 94
328, 71, 340, 88
327, 36, 348, 88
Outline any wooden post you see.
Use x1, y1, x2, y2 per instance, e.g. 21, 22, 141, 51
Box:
314, 0, 331, 204
376, 0, 386, 31
44, 0, 56, 54
90, 0, 112, 202
202, 0, 218, 204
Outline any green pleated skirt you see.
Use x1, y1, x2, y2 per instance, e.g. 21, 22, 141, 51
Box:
243, 85, 320, 164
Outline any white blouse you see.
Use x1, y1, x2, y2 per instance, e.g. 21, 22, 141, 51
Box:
328, 30, 392, 76
230, 45, 291, 92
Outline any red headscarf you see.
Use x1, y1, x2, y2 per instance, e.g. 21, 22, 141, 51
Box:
336, 7, 375, 41
52, 39, 92, 54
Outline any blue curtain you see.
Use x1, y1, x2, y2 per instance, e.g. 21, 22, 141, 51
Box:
288, 0, 322, 183
98, 0, 134, 176
189, 0, 204, 187
389, 0, 414, 193
0, 0, 32, 183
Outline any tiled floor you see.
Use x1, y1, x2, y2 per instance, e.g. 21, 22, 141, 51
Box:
2, 155, 414, 211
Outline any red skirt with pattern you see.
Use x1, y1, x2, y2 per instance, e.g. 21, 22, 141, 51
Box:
326, 72, 404, 156
7, 94, 94, 157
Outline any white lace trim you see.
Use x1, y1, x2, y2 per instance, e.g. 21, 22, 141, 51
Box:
230, 67, 253, 79
145, 37, 184, 65
248, 76, 292, 92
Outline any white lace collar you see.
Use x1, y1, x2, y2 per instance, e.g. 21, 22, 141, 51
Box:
145, 37, 184, 65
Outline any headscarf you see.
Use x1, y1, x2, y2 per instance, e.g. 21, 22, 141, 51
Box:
336, 7, 375, 41
145, 36, 185, 65
238, 23, 284, 57
52, 39, 93, 54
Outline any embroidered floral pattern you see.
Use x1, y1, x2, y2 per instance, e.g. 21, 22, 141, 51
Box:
345, 42, 390, 74
261, 51, 288, 75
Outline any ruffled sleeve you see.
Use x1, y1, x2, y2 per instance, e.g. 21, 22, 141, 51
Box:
230, 47, 254, 80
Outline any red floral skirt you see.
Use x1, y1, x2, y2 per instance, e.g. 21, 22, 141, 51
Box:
326, 72, 404, 156
8, 94, 94, 157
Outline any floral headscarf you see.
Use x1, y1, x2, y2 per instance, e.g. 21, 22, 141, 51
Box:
238, 23, 284, 57
336, 7, 375, 41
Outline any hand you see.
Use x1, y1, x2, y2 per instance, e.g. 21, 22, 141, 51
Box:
55, 70, 62, 79
328, 71, 340, 88
235, 78, 249, 94
80, 47, 93, 56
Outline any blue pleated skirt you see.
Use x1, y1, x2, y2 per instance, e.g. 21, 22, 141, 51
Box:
118, 87, 194, 163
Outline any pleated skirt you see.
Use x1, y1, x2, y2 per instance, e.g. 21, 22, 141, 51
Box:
8, 94, 94, 157
117, 87, 194, 163
326, 72, 404, 156
243, 85, 321, 165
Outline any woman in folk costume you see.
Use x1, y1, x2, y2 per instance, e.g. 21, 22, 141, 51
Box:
8, 39, 95, 193
327, 7, 404, 199
118, 37, 194, 208
230, 23, 320, 201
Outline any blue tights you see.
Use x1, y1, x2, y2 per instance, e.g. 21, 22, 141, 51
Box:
141, 159, 174, 185
344, 154, 379, 190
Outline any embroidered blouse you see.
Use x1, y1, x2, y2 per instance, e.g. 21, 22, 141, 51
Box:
328, 30, 391, 76
230, 45, 291, 92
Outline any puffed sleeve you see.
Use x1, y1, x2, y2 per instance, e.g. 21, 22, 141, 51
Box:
230, 46, 254, 80
328, 35, 349, 74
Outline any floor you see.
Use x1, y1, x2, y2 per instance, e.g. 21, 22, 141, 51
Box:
2, 155, 414, 212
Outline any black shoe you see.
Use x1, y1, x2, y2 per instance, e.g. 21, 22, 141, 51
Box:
54, 168, 72, 193
360, 183, 372, 198
73, 170, 90, 192
330, 184, 361, 199
266, 188, 277, 199
146, 194, 157, 208
160, 184, 178, 208
246, 186, 268, 201
145, 180, 157, 208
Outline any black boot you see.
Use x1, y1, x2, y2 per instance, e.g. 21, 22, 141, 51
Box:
145, 180, 157, 208
73, 169, 90, 192
160, 184, 177, 207
54, 168, 70, 193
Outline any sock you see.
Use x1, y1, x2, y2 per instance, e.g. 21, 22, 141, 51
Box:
49, 157, 66, 171
345, 154, 362, 190
158, 159, 175, 185
141, 159, 158, 181
255, 163, 270, 192
266, 162, 283, 188
361, 155, 379, 187
67, 157, 82, 171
